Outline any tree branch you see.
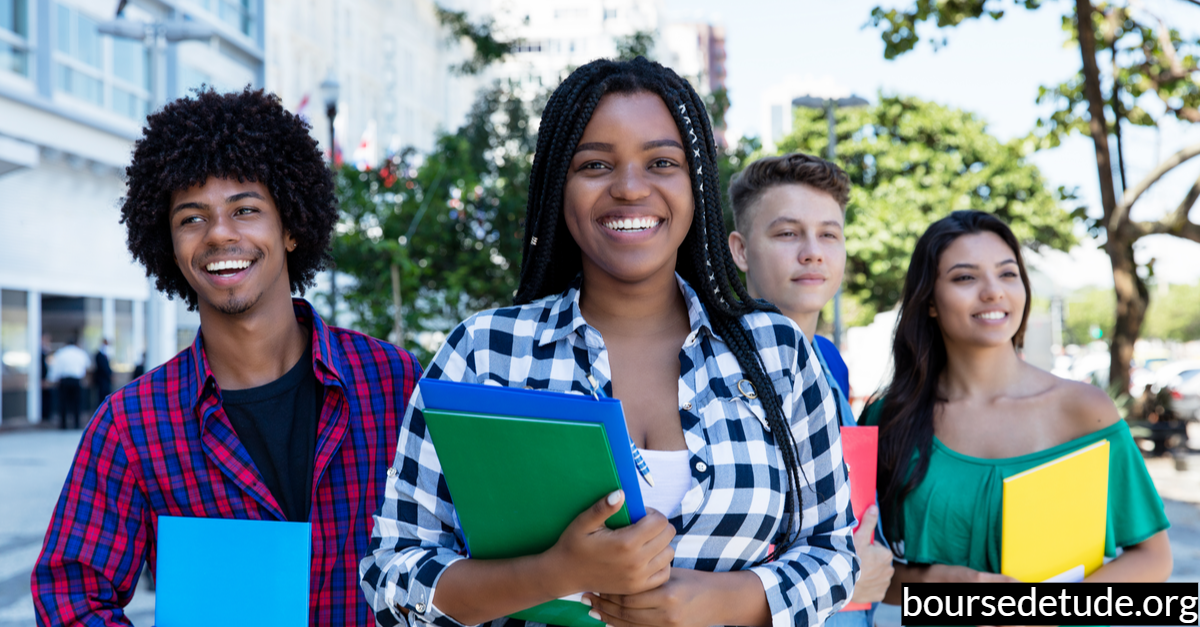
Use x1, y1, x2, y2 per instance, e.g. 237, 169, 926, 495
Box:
1113, 140, 1200, 226
1131, 171, 1200, 244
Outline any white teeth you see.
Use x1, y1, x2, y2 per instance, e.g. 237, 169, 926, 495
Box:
975, 311, 1006, 320
603, 217, 661, 232
205, 259, 252, 272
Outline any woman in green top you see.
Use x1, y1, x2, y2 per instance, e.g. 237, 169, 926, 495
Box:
866, 210, 1171, 601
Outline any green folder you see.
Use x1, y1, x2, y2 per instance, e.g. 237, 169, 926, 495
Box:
423, 408, 632, 627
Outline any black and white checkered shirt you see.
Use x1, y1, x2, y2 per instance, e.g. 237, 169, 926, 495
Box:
360, 275, 858, 627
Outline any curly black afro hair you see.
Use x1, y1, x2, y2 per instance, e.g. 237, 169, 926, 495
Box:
120, 86, 337, 310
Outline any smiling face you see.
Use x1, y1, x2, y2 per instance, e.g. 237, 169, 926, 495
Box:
729, 183, 845, 325
562, 91, 694, 287
930, 231, 1028, 348
169, 177, 296, 317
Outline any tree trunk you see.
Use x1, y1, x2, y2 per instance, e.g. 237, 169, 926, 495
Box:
391, 263, 404, 348
1107, 236, 1147, 392
1076, 0, 1137, 392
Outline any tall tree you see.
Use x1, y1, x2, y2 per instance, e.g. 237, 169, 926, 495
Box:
331, 83, 533, 362
774, 95, 1077, 320
868, 0, 1200, 391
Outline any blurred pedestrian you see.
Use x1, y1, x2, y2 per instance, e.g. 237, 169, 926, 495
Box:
727, 152, 894, 627
863, 210, 1171, 595
131, 353, 145, 380
93, 338, 113, 405
48, 334, 89, 430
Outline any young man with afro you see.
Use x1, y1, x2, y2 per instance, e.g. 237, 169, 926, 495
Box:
31, 88, 423, 626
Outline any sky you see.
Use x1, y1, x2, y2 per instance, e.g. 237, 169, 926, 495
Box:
661, 0, 1200, 290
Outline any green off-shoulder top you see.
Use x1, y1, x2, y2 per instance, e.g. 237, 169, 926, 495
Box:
861, 402, 1170, 572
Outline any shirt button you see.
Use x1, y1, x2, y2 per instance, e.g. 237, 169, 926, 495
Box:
415, 603, 426, 613
682, 402, 692, 411
695, 461, 708, 473
387, 467, 398, 478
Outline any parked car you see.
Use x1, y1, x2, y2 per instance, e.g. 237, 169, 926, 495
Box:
1151, 360, 1200, 421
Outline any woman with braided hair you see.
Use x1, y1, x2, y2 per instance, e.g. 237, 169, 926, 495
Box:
361, 57, 858, 627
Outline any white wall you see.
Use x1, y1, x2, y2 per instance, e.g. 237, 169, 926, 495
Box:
0, 157, 146, 301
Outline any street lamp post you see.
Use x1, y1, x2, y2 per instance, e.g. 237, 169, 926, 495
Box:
791, 93, 868, 349
98, 16, 214, 370
319, 73, 340, 326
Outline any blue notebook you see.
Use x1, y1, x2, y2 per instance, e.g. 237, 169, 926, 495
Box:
419, 379, 646, 520
155, 516, 311, 627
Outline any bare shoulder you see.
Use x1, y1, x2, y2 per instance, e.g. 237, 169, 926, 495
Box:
1052, 375, 1121, 434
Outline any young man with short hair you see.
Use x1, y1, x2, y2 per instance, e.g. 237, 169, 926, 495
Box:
32, 88, 422, 626
727, 153, 893, 627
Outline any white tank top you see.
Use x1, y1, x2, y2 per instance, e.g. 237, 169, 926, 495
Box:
638, 449, 692, 517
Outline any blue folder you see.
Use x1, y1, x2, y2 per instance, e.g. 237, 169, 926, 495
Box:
419, 379, 646, 521
155, 516, 311, 627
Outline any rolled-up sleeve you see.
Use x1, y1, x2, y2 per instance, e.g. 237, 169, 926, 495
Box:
360, 324, 478, 627
749, 334, 859, 627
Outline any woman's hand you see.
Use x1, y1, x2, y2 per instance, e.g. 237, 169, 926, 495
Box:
586, 568, 772, 627
849, 506, 895, 604
544, 491, 677, 596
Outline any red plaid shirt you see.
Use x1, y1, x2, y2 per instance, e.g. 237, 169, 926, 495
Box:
32, 299, 420, 626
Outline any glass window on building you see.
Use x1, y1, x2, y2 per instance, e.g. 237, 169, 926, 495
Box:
54, 3, 152, 120
191, 0, 256, 38
1, 289, 30, 421
0, 0, 30, 77
111, 37, 150, 119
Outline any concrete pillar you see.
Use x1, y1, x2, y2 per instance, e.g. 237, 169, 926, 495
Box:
132, 298, 145, 372
102, 297, 116, 344
145, 283, 177, 369
27, 289, 41, 423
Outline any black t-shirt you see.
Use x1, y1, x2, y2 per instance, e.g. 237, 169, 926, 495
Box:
222, 343, 320, 522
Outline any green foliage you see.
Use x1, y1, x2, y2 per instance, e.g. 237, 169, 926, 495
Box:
867, 0, 1046, 60
869, 1, 1200, 147
436, 6, 518, 75
332, 83, 533, 362
1067, 281, 1200, 345
615, 30, 656, 61
1144, 282, 1200, 341
1031, 8, 1200, 155
772, 95, 1076, 318
706, 86, 730, 130
1064, 286, 1115, 345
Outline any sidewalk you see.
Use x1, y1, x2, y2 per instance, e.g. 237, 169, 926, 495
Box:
2, 426, 1198, 627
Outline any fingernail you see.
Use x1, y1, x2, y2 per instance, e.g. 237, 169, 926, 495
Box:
580, 596, 592, 607
606, 490, 623, 506
588, 610, 601, 621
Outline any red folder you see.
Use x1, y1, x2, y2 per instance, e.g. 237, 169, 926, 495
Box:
839, 425, 878, 612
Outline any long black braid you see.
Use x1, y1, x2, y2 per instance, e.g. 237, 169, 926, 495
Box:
515, 57, 807, 561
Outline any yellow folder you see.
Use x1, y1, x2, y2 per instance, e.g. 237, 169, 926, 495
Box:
1001, 439, 1109, 583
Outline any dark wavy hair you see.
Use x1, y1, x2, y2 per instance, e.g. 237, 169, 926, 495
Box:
120, 87, 337, 310
876, 210, 1032, 555
728, 153, 850, 231
516, 56, 809, 561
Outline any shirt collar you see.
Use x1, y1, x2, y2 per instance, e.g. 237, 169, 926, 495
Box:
186, 298, 343, 409
534, 273, 715, 348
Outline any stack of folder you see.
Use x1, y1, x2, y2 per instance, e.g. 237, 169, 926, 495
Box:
420, 380, 647, 627
1001, 439, 1110, 583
